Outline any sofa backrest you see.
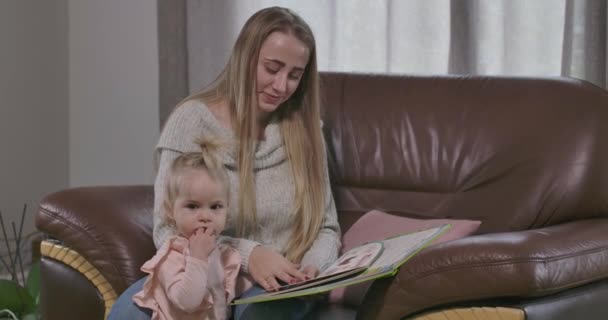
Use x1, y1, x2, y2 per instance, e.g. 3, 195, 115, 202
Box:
320, 72, 608, 234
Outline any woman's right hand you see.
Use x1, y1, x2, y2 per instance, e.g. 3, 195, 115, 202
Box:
248, 246, 307, 291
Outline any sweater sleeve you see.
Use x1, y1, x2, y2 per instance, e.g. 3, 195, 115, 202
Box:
300, 134, 342, 272
153, 149, 180, 248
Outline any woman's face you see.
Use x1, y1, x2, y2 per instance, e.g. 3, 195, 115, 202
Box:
256, 31, 310, 116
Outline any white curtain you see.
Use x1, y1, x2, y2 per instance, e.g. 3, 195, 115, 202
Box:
185, 0, 607, 93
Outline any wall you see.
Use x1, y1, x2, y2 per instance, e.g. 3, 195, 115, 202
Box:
68, 0, 159, 187
0, 0, 159, 245
0, 0, 69, 237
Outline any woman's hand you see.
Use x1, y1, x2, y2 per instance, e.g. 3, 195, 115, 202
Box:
248, 246, 307, 291
189, 227, 216, 261
301, 265, 319, 279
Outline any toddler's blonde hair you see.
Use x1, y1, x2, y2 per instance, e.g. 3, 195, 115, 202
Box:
162, 137, 229, 219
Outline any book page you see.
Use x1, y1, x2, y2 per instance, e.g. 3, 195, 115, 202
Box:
366, 226, 442, 272
232, 224, 451, 305
318, 242, 383, 277
276, 242, 383, 292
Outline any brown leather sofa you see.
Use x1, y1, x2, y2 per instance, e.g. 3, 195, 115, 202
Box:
36, 72, 608, 320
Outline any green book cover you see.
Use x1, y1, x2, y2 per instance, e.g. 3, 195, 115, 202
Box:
232, 224, 451, 305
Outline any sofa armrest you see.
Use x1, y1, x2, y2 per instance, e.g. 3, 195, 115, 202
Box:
35, 185, 156, 293
357, 219, 608, 320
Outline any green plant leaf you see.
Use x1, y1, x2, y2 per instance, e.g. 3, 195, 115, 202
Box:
0, 279, 34, 315
25, 261, 40, 306
0, 308, 19, 320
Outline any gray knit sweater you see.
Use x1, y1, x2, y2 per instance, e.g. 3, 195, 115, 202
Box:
153, 99, 341, 273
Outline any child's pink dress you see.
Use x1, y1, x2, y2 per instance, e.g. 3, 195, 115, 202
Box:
133, 236, 240, 320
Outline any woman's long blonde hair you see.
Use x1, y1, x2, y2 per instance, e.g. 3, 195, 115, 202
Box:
185, 7, 325, 263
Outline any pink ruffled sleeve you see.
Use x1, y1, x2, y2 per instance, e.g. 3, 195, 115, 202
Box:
161, 254, 210, 312
219, 244, 241, 303
134, 237, 211, 313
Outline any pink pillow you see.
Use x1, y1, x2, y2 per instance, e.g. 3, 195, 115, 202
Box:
329, 210, 481, 306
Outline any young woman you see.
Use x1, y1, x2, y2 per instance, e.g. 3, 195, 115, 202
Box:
109, 6, 340, 319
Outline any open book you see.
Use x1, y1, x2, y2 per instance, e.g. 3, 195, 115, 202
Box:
232, 224, 451, 305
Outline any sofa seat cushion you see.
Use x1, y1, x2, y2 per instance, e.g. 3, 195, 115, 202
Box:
358, 218, 608, 319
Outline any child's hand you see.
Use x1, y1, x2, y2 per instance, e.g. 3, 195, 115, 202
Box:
189, 227, 216, 261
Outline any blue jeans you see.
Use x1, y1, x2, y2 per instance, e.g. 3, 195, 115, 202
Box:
108, 277, 315, 320
107, 277, 151, 320
232, 286, 315, 320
